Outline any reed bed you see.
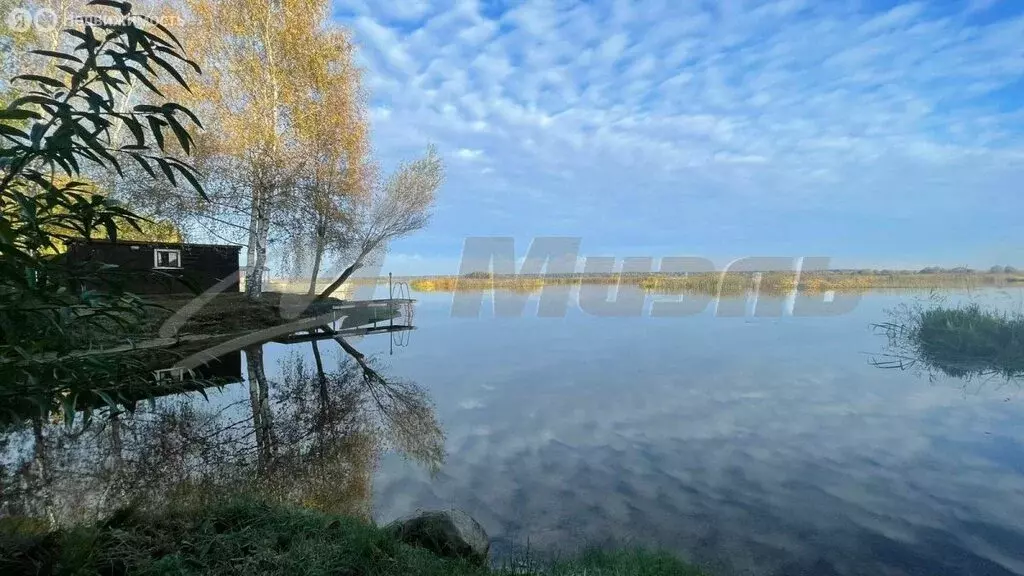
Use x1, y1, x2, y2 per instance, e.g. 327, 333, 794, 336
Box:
408, 272, 1007, 296
875, 303, 1024, 380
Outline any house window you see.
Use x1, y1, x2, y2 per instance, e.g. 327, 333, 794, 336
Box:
154, 248, 181, 269
153, 367, 194, 382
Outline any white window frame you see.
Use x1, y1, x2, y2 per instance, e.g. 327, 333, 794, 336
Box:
153, 248, 182, 269
153, 367, 194, 382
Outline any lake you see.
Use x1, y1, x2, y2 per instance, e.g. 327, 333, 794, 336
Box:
4, 286, 1024, 576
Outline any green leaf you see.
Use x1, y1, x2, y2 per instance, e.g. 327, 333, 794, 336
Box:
165, 114, 193, 153
94, 390, 117, 410
87, 0, 132, 15
0, 0, 214, 425
62, 393, 78, 426
122, 50, 157, 76
29, 50, 84, 63
30, 123, 48, 147
132, 25, 178, 52
11, 94, 70, 113
126, 153, 156, 178
0, 124, 29, 142
14, 74, 67, 89
122, 65, 165, 98
161, 103, 203, 129
0, 109, 42, 121
137, 14, 186, 51
148, 52, 190, 91
49, 153, 76, 177
155, 158, 177, 186
106, 223, 118, 243
171, 160, 207, 199
154, 44, 202, 75
147, 116, 166, 150
55, 65, 80, 78
120, 115, 146, 147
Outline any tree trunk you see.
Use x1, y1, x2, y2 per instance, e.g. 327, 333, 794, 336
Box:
311, 337, 326, 386
31, 417, 55, 526
307, 238, 324, 296
245, 345, 275, 473
311, 336, 330, 407
245, 198, 258, 288
246, 187, 271, 300
316, 255, 364, 301
109, 414, 123, 472
249, 7, 282, 302
334, 334, 376, 377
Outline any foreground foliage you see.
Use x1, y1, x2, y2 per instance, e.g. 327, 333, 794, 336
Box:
0, 0, 204, 423
0, 499, 706, 576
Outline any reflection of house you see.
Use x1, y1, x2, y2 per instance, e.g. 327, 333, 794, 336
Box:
75, 349, 244, 413
153, 349, 243, 386
66, 239, 241, 294
143, 349, 243, 403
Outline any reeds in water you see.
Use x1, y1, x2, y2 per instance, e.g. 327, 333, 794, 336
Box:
409, 272, 1000, 296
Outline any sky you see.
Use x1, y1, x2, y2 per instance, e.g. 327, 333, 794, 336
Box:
330, 0, 1024, 275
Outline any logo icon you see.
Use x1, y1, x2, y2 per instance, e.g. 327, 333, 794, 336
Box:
5, 8, 32, 33
33, 8, 58, 32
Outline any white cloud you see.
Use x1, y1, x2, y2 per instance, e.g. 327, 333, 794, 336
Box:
597, 32, 630, 63
337, 0, 1024, 259
375, 0, 432, 22
967, 0, 1002, 13
455, 147, 484, 160
352, 16, 417, 75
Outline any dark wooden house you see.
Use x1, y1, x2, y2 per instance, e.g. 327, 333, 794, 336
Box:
66, 239, 242, 294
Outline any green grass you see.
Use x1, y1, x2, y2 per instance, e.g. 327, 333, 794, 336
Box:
915, 304, 1024, 378
0, 500, 706, 576
876, 302, 1024, 379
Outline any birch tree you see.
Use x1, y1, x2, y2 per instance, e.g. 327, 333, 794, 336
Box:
317, 146, 444, 300
287, 31, 371, 295
1, 0, 77, 100
179, 0, 367, 299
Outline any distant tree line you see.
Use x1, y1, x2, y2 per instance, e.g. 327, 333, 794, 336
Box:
918, 266, 1018, 274
918, 266, 975, 274
458, 267, 1020, 277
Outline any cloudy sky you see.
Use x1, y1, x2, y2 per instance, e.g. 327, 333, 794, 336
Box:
331, 0, 1024, 275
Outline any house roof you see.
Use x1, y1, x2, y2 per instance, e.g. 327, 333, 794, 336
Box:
65, 238, 243, 251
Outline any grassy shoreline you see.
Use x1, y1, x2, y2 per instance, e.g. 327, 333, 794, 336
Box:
403, 272, 1018, 294
0, 499, 706, 576
138, 292, 349, 338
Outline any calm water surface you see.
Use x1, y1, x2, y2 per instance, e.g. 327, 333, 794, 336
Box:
5, 287, 1024, 576
366, 287, 1024, 576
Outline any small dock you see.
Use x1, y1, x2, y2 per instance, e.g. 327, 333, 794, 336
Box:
330, 298, 416, 309
271, 322, 414, 345
331, 297, 416, 327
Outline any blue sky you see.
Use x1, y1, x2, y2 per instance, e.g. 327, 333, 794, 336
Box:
330, 0, 1024, 275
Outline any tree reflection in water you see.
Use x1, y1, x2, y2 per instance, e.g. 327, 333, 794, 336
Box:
0, 335, 444, 527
